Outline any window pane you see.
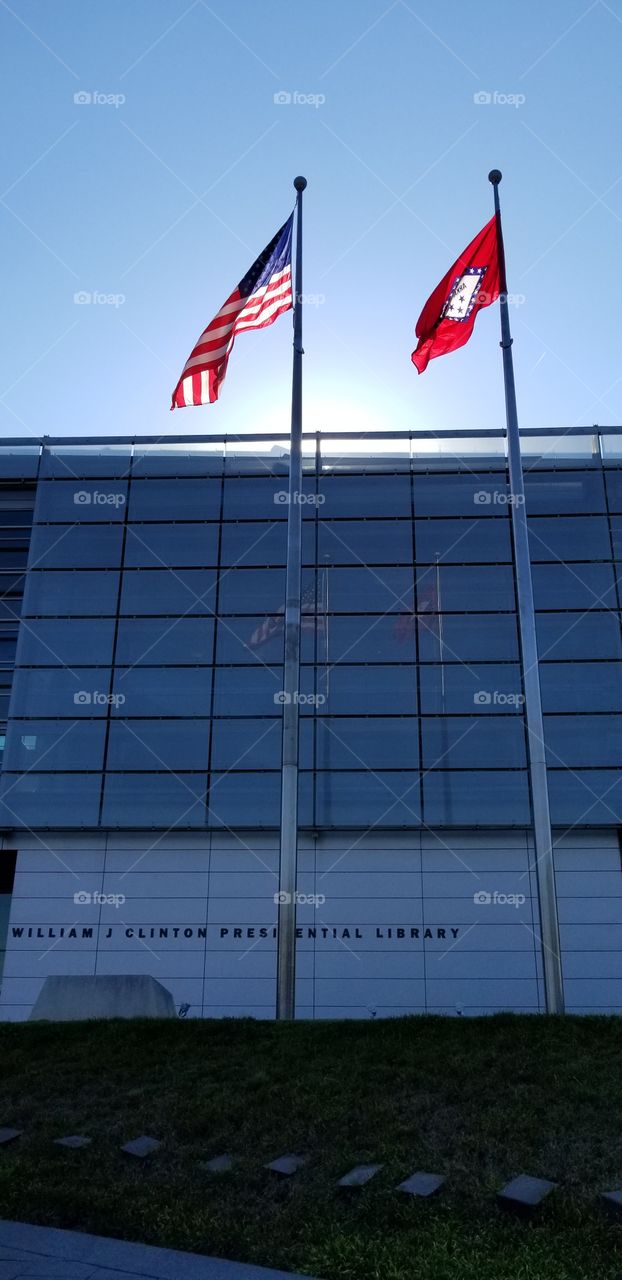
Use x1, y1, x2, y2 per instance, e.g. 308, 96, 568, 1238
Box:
315, 717, 419, 768
422, 716, 526, 767
29, 524, 124, 568
313, 770, 421, 825
128, 478, 221, 520
418, 614, 519, 662
215, 615, 293, 663
540, 663, 622, 711
532, 563, 615, 609
3, 720, 106, 770
544, 715, 622, 766
210, 718, 282, 769
111, 667, 213, 716
223, 477, 310, 519
35, 480, 128, 521
413, 473, 509, 516
318, 475, 411, 517
316, 665, 417, 715
548, 770, 622, 824
115, 618, 214, 665
324, 567, 412, 613
325, 614, 415, 662
536, 612, 622, 660
528, 516, 611, 561
40, 445, 132, 478
523, 470, 606, 514
120, 569, 217, 615
220, 521, 288, 566
132, 446, 223, 476
218, 568, 286, 614
605, 471, 622, 512
212, 667, 283, 716
102, 773, 206, 826
424, 771, 529, 824
208, 772, 281, 826
317, 520, 413, 564
107, 720, 211, 771
23, 571, 120, 616
420, 664, 524, 714
16, 618, 115, 667
417, 566, 515, 611
415, 518, 511, 563
124, 524, 219, 567
11, 668, 113, 716
0, 773, 102, 826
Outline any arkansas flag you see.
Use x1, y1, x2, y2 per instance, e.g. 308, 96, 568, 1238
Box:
411, 215, 501, 373
171, 214, 293, 407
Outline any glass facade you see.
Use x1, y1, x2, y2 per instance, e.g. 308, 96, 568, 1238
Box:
0, 433, 621, 830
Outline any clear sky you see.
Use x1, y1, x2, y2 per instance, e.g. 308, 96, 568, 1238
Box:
1, 0, 621, 441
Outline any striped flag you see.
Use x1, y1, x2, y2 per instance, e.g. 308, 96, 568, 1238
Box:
249, 577, 326, 649
171, 214, 294, 408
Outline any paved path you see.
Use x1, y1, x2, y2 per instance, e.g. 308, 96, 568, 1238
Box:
0, 1221, 319, 1280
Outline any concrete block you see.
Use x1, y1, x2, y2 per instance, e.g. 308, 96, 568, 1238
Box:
199, 1154, 233, 1173
338, 1163, 383, 1188
497, 1174, 557, 1213
54, 1135, 91, 1149
265, 1154, 306, 1176
397, 1170, 445, 1197
30, 974, 176, 1021
121, 1135, 161, 1158
0, 1129, 21, 1146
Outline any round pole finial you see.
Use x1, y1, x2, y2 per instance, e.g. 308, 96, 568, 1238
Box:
488, 169, 502, 185
294, 176, 307, 192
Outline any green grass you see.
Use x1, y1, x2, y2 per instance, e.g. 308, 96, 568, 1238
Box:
1, 1014, 622, 1278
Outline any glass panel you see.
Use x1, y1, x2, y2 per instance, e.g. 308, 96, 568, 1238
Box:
324, 614, 415, 663
120, 569, 217, 615
219, 521, 288, 567
547, 770, 622, 824
124, 523, 219, 568
418, 613, 519, 662
106, 720, 211, 771
544, 715, 622, 767
422, 716, 526, 767
3, 720, 106, 770
40, 445, 132, 478
605, 471, 622, 511
520, 434, 598, 465
10, 668, 113, 717
218, 568, 286, 614
536, 613, 622, 661
420, 664, 524, 714
532, 564, 616, 610
212, 667, 283, 716
540, 663, 622, 712
210, 718, 282, 769
313, 771, 421, 825
131, 444, 223, 476
314, 665, 417, 715
522, 470, 606, 514
323, 567, 413, 613
128, 478, 221, 521
35, 480, 128, 522
0, 550, 28, 569
208, 772, 281, 826
215, 615, 294, 663
0, 447, 39, 478
528, 516, 611, 561
223, 477, 313, 519
115, 618, 214, 666
416, 566, 515, 612
413, 473, 509, 516
29, 524, 124, 568
610, 517, 622, 560
315, 717, 419, 768
111, 667, 213, 716
15, 618, 115, 667
317, 520, 413, 564
415, 518, 511, 563
317, 475, 411, 517
0, 773, 102, 826
22, 571, 120, 616
424, 771, 529, 824
101, 773, 206, 826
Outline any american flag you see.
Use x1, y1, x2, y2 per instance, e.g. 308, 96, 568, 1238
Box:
171, 214, 294, 408
394, 578, 439, 643
249, 578, 326, 649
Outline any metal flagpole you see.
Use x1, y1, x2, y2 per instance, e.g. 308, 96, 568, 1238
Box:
488, 169, 564, 1014
276, 175, 307, 1021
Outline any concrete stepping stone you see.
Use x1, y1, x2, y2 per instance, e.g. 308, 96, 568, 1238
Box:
599, 1189, 622, 1220
265, 1154, 306, 1176
121, 1135, 161, 1159
497, 1174, 557, 1214
54, 1135, 91, 1149
199, 1154, 233, 1173
0, 1129, 21, 1146
338, 1163, 383, 1188
397, 1170, 445, 1197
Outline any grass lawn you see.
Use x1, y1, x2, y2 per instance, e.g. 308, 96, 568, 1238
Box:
1, 1014, 622, 1279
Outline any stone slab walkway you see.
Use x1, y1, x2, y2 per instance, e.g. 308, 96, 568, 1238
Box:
0, 1220, 319, 1280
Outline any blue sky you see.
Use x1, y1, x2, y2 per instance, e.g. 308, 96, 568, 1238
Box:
1, 0, 621, 440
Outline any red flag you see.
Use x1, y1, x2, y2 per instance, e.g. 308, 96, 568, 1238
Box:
411, 215, 501, 373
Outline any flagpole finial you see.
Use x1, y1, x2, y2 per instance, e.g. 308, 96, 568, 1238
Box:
294, 176, 307, 191
488, 169, 502, 185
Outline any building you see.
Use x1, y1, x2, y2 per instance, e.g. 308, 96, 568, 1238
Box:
0, 429, 621, 1020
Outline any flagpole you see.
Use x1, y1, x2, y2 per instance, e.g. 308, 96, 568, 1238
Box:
276, 175, 307, 1021
488, 169, 564, 1014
